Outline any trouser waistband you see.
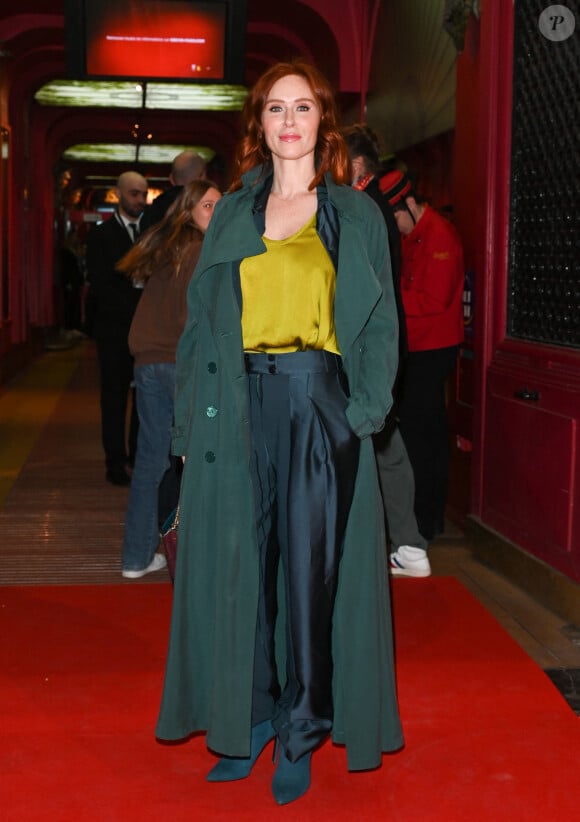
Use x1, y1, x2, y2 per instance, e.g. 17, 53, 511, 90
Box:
244, 350, 342, 375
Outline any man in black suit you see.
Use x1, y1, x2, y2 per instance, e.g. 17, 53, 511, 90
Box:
140, 150, 206, 231
86, 171, 148, 485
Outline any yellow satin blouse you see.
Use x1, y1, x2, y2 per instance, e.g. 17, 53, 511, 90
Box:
240, 214, 340, 354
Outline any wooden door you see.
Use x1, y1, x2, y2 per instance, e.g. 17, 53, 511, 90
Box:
476, 1, 580, 582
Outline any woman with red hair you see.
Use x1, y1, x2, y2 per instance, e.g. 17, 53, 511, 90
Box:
156, 60, 403, 805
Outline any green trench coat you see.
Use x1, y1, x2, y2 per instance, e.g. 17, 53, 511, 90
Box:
156, 169, 404, 771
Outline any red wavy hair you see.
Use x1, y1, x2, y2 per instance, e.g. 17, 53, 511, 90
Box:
229, 59, 350, 191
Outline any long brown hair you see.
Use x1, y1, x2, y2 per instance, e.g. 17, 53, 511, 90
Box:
117, 179, 220, 281
229, 59, 350, 192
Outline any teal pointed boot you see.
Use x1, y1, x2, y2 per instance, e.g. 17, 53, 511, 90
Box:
271, 748, 312, 805
206, 719, 276, 782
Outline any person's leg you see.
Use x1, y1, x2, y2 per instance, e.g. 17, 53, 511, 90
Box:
248, 371, 282, 725
261, 363, 359, 805
274, 367, 359, 762
96, 337, 130, 476
157, 456, 183, 529
397, 352, 430, 535
117, 345, 138, 472
398, 347, 458, 539
374, 425, 428, 552
430, 346, 459, 534
128, 382, 139, 468
206, 370, 279, 782
121, 363, 174, 573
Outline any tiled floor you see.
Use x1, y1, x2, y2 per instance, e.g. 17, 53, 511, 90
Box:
1, 340, 580, 714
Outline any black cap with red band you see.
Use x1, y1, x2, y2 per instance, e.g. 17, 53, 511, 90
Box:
379, 169, 413, 206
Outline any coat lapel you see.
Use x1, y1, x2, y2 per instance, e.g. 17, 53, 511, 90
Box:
199, 197, 266, 268
194, 187, 265, 394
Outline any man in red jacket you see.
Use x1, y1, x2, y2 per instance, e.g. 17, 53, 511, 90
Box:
380, 170, 464, 542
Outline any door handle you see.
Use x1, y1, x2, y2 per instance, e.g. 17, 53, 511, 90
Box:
514, 388, 540, 401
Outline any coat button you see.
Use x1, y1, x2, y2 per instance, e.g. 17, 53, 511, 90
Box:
207, 362, 217, 373
268, 365, 276, 374
204, 451, 216, 463
206, 405, 218, 418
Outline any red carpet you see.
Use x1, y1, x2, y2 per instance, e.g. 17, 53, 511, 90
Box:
2, 577, 579, 820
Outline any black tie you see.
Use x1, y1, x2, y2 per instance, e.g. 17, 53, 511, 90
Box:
128, 223, 139, 242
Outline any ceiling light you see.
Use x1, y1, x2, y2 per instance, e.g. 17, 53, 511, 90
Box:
62, 143, 216, 163
35, 80, 247, 111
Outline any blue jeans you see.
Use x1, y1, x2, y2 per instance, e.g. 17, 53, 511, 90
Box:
122, 362, 176, 572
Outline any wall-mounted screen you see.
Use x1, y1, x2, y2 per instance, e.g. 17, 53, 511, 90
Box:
65, 0, 246, 84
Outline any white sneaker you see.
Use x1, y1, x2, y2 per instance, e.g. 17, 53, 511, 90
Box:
122, 552, 168, 579
390, 545, 431, 578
